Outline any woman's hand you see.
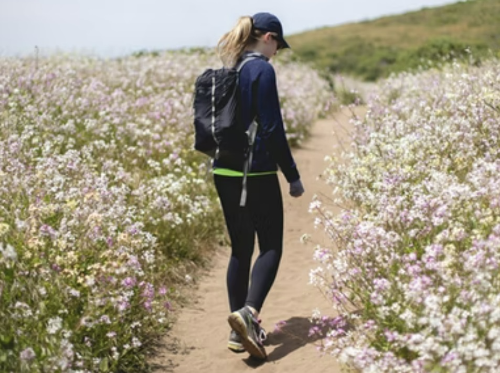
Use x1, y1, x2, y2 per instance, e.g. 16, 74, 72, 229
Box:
289, 179, 304, 197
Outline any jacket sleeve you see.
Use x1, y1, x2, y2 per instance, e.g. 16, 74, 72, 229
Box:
255, 63, 300, 183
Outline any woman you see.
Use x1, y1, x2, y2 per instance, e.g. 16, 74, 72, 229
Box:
214, 12, 304, 360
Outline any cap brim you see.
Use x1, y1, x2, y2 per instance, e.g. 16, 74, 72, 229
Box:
280, 37, 291, 49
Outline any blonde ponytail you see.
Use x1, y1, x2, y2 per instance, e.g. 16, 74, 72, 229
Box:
217, 16, 261, 67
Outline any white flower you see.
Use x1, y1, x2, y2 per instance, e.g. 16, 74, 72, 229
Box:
142, 249, 155, 264
85, 276, 95, 287
20, 347, 36, 361
312, 308, 322, 319
309, 267, 326, 287
81, 317, 94, 327
309, 199, 322, 213
0, 243, 17, 261
488, 328, 500, 340
15, 218, 26, 230
47, 316, 63, 334
111, 346, 119, 360
59, 357, 70, 370
132, 337, 142, 348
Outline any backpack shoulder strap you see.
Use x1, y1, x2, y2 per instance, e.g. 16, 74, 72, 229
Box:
233, 52, 265, 207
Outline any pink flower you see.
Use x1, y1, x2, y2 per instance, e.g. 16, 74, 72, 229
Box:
121, 277, 136, 289
273, 320, 287, 333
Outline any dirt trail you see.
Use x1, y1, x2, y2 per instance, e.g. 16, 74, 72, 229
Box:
151, 108, 361, 373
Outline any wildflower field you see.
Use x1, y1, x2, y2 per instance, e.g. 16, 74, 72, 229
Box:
311, 59, 500, 372
0, 50, 332, 372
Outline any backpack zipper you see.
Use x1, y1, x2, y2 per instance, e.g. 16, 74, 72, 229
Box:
211, 75, 220, 159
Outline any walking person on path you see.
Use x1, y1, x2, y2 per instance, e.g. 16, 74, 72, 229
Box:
213, 12, 305, 360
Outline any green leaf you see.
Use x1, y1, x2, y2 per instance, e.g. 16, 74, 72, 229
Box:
99, 357, 109, 372
3, 267, 14, 282
39, 301, 46, 313
0, 334, 14, 349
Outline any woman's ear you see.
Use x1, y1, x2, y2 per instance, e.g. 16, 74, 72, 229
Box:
263, 32, 273, 43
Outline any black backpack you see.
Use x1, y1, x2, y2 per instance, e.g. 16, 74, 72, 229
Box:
193, 53, 261, 206
192, 53, 261, 158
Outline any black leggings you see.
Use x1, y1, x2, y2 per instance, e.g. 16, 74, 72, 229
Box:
214, 173, 283, 313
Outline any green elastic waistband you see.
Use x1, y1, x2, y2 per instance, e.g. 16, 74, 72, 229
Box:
213, 168, 277, 177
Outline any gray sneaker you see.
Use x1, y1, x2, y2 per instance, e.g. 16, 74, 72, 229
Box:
227, 306, 267, 360
228, 330, 245, 353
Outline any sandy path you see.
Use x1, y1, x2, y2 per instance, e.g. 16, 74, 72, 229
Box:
151, 108, 359, 373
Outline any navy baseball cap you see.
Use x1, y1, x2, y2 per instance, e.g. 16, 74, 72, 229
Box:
252, 12, 290, 49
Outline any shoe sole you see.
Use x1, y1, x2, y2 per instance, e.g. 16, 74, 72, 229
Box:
227, 341, 245, 353
228, 313, 267, 360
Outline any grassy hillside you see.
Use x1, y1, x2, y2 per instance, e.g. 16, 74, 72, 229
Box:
287, 0, 500, 81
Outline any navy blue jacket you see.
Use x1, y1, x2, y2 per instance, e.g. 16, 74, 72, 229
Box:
213, 52, 300, 183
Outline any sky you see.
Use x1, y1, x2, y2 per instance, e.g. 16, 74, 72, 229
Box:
1, 0, 459, 58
